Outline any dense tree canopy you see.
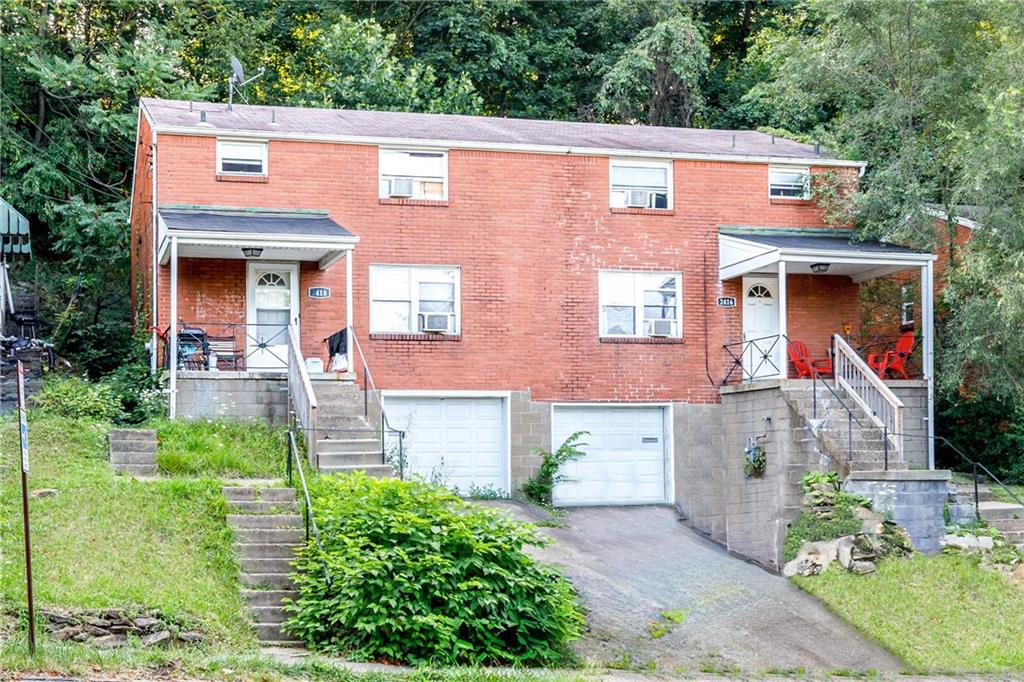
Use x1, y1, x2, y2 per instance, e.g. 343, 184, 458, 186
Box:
2, 0, 1024, 419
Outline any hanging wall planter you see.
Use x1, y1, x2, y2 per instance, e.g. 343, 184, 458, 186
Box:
744, 444, 767, 477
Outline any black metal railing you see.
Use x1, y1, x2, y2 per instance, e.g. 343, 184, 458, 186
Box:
722, 334, 782, 384
158, 320, 295, 371
286, 429, 331, 586
889, 432, 1024, 519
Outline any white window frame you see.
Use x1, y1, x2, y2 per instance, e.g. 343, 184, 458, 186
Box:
598, 270, 682, 338
900, 283, 914, 326
609, 158, 673, 210
769, 165, 811, 199
369, 264, 461, 334
379, 148, 449, 200
216, 139, 268, 176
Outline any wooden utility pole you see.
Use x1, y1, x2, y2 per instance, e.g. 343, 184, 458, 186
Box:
17, 360, 36, 654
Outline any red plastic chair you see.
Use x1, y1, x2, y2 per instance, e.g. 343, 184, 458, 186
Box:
787, 340, 833, 378
868, 332, 915, 379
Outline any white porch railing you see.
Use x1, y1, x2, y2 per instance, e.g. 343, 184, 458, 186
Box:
287, 324, 318, 457
833, 333, 903, 461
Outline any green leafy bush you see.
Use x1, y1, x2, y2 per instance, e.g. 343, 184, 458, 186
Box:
102, 361, 166, 424
284, 473, 583, 666
33, 375, 122, 422
522, 431, 588, 507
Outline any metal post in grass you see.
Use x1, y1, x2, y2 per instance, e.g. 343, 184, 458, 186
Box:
16, 361, 36, 654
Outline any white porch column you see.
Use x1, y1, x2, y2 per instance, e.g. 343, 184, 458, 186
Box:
778, 260, 788, 379
922, 260, 935, 469
345, 249, 354, 336
168, 236, 179, 419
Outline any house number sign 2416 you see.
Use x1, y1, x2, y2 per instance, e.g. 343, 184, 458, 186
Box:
308, 287, 331, 299
717, 296, 737, 308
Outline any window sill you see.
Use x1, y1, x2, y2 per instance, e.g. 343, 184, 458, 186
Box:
379, 198, 449, 207
600, 336, 685, 345
768, 196, 811, 205
217, 174, 268, 183
370, 332, 461, 342
609, 207, 675, 216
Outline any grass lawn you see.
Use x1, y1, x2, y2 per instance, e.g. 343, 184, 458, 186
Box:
148, 416, 287, 478
794, 553, 1024, 673
0, 415, 256, 652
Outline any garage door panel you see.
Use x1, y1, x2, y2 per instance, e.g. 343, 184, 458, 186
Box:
553, 406, 668, 506
385, 396, 506, 494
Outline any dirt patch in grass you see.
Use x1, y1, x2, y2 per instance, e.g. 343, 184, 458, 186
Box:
794, 553, 1024, 673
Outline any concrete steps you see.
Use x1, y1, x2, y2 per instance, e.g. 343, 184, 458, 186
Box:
108, 429, 158, 476
306, 388, 396, 478
225, 485, 305, 647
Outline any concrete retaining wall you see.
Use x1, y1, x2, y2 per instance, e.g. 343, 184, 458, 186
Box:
176, 371, 288, 424
845, 469, 951, 553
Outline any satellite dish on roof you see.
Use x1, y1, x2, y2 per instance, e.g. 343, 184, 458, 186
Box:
226, 56, 264, 111
230, 56, 245, 85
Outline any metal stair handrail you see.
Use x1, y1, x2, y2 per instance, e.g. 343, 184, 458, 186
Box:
348, 326, 406, 476
286, 429, 331, 586
287, 324, 319, 456
833, 334, 904, 462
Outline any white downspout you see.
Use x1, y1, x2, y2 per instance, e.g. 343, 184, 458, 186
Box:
345, 248, 354, 341
168, 235, 179, 418
922, 260, 935, 469
777, 260, 788, 379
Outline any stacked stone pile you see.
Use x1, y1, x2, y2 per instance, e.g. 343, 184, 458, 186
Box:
40, 607, 203, 648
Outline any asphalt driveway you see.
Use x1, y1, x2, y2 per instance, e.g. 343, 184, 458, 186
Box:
486, 503, 901, 675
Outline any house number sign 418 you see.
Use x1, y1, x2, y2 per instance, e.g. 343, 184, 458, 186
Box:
308, 287, 331, 299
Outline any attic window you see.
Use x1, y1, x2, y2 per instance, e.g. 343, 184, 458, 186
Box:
769, 165, 810, 199
217, 140, 267, 175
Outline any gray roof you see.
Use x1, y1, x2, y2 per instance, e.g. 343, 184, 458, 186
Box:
721, 227, 922, 254
141, 98, 850, 162
159, 208, 353, 237
923, 203, 985, 225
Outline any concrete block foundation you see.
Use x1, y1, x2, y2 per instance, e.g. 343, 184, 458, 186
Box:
844, 469, 951, 553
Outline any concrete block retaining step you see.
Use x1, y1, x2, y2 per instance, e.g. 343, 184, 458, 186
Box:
227, 500, 300, 514
234, 528, 304, 544
240, 557, 295, 574
228, 514, 304, 529
242, 589, 298, 607
236, 543, 300, 559
240, 571, 295, 590
250, 606, 288, 624
108, 428, 158, 476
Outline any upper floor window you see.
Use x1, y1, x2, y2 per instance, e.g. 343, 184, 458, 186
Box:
769, 165, 810, 199
610, 159, 672, 209
379, 149, 447, 200
599, 270, 681, 338
370, 264, 460, 334
217, 140, 267, 175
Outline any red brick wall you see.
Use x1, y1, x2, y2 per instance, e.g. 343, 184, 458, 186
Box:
136, 127, 862, 402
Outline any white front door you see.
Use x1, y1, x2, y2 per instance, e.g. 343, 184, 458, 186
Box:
742, 276, 781, 380
551, 406, 668, 506
246, 263, 299, 370
383, 396, 507, 495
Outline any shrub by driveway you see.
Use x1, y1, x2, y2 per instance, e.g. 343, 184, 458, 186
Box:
286, 473, 583, 666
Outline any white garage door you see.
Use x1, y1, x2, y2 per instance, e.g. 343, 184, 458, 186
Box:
552, 406, 668, 506
383, 396, 507, 494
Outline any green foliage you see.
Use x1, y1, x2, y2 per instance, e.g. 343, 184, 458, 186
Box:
33, 375, 122, 422
284, 473, 583, 666
743, 444, 766, 477
522, 431, 588, 507
937, 389, 1024, 483
150, 417, 286, 479
0, 415, 255, 649
598, 12, 709, 126
784, 472, 869, 561
102, 361, 166, 424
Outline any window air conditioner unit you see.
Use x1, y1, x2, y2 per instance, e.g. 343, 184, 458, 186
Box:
421, 313, 451, 333
625, 190, 651, 208
647, 319, 673, 337
389, 177, 415, 198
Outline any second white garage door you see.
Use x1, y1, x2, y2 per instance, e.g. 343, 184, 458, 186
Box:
552, 405, 669, 506
383, 396, 507, 494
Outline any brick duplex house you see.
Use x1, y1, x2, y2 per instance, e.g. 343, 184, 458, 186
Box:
130, 98, 939, 567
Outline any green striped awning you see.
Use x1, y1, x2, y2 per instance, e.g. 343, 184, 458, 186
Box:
0, 196, 31, 256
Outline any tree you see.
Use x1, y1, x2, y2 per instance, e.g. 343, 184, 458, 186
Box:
597, 12, 709, 126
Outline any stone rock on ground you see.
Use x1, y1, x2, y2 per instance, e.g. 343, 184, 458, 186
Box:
783, 540, 840, 577
39, 607, 203, 647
